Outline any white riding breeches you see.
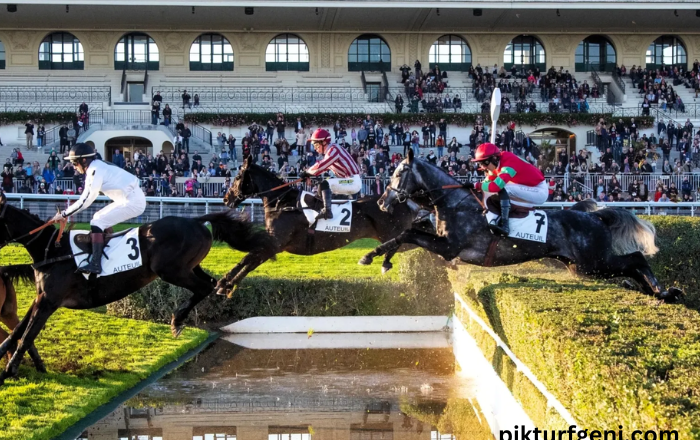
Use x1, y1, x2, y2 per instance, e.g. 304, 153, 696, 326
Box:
91, 186, 147, 230
328, 175, 362, 195
484, 180, 549, 208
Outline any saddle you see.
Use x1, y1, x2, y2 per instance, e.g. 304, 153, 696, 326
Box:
299, 193, 324, 212
72, 227, 125, 254
486, 195, 533, 219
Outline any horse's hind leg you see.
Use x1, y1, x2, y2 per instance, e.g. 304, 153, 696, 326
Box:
0, 294, 56, 385
216, 249, 276, 297
0, 299, 35, 362
0, 326, 10, 363
164, 267, 216, 338
1, 314, 46, 373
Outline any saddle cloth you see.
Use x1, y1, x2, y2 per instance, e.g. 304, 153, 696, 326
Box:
485, 210, 549, 243
299, 191, 353, 233
69, 228, 143, 278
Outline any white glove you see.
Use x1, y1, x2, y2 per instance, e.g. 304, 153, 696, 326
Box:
51, 212, 65, 223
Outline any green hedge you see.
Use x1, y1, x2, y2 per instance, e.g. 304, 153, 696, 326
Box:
645, 215, 700, 308
185, 112, 654, 129
107, 248, 453, 325
451, 216, 700, 436
0, 111, 76, 126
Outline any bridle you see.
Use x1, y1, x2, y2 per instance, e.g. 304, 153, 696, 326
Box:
385, 163, 486, 210
0, 199, 66, 250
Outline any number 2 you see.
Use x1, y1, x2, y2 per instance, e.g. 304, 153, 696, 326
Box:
340, 208, 351, 226
127, 237, 140, 260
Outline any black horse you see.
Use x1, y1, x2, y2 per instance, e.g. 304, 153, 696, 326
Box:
363, 150, 683, 302
0, 193, 274, 384
219, 155, 428, 296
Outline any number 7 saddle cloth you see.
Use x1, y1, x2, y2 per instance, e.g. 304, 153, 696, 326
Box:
484, 196, 549, 243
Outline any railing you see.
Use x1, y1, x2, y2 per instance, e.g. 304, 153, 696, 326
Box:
0, 103, 84, 113
192, 124, 213, 146
182, 103, 394, 115
611, 69, 625, 95
607, 87, 617, 105
153, 86, 380, 104
0, 86, 111, 104
4, 193, 700, 225
120, 69, 127, 96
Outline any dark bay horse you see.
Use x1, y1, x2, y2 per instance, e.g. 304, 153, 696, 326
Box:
363, 150, 682, 302
0, 194, 274, 384
0, 265, 44, 371
219, 155, 429, 296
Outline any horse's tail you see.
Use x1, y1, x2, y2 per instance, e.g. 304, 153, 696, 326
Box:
0, 264, 35, 285
592, 208, 659, 256
197, 210, 277, 254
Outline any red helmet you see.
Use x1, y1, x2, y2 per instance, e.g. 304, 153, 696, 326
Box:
471, 142, 501, 162
308, 128, 332, 142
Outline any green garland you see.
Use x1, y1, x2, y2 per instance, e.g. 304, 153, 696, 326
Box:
0, 111, 77, 126
184, 112, 655, 129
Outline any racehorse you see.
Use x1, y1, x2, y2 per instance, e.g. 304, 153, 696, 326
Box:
361, 150, 683, 302
0, 265, 44, 371
0, 193, 274, 384
219, 155, 429, 296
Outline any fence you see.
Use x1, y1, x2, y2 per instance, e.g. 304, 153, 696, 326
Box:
5, 194, 700, 226
0, 86, 111, 105
153, 86, 381, 104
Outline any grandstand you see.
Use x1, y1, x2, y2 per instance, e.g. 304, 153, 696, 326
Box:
0, 0, 699, 203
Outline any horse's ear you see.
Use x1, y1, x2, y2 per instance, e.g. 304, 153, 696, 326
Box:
407, 148, 414, 163
0, 192, 5, 205
245, 154, 253, 168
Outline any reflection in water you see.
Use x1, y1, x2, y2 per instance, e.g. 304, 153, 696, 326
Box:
79, 339, 491, 440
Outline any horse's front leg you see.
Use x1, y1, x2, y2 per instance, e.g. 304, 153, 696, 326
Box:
362, 229, 463, 265
216, 249, 277, 297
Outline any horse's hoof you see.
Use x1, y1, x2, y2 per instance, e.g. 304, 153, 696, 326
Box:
358, 255, 373, 266
621, 280, 636, 291
171, 324, 185, 338
658, 287, 684, 303
34, 362, 47, 374
216, 288, 227, 296
381, 263, 393, 275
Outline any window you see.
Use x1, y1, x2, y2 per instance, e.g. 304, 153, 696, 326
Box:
431, 431, 456, 440
646, 36, 687, 70
39, 32, 84, 70
575, 36, 616, 72
115, 33, 159, 70
265, 34, 309, 71
190, 33, 233, 71
429, 35, 471, 71
348, 34, 391, 72
268, 425, 311, 440
192, 427, 236, 440
118, 429, 163, 440
0, 40, 4, 69
503, 35, 545, 73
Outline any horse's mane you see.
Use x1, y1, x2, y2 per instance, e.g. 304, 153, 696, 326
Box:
247, 163, 286, 186
6, 203, 45, 224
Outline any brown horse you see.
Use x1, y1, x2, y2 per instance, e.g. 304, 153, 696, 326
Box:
0, 265, 45, 371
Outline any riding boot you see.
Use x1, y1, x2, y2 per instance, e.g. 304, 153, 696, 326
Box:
489, 190, 511, 237
79, 233, 104, 274
316, 187, 334, 220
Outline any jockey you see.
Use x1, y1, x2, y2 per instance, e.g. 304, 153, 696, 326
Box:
52, 143, 147, 274
471, 142, 547, 236
299, 128, 361, 220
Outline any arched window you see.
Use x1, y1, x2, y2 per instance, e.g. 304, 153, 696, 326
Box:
265, 34, 309, 71
348, 34, 391, 72
115, 33, 159, 71
429, 35, 471, 71
0, 40, 5, 70
39, 32, 84, 70
503, 35, 545, 74
575, 36, 616, 72
646, 36, 687, 71
190, 33, 233, 71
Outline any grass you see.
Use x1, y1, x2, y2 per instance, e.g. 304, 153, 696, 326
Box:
452, 262, 700, 436
0, 244, 209, 440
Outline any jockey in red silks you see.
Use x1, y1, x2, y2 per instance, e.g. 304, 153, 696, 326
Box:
471, 142, 547, 236
299, 128, 361, 220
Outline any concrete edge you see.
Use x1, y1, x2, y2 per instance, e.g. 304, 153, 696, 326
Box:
220, 315, 451, 333
454, 292, 577, 426
54, 332, 219, 440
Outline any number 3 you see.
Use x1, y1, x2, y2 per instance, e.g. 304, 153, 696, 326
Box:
127, 237, 140, 260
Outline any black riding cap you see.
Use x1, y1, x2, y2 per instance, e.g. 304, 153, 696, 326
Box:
64, 143, 96, 161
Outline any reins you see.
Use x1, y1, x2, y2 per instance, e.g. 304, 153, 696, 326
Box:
0, 201, 68, 249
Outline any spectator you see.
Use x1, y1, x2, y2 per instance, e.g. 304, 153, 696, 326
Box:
25, 120, 34, 150
182, 89, 191, 108
162, 104, 172, 126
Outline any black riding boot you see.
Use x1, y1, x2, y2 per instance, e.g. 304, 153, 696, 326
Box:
317, 187, 334, 220
79, 232, 104, 274
489, 190, 511, 236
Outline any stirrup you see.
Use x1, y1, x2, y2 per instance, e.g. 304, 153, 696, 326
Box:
488, 220, 509, 237
78, 260, 101, 275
